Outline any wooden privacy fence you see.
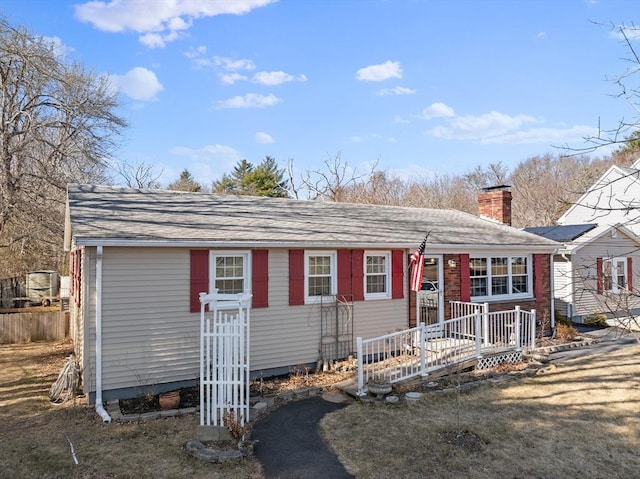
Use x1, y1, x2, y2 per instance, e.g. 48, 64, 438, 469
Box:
199, 291, 252, 430
0, 311, 68, 344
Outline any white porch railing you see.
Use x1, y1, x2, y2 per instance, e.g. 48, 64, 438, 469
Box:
356, 306, 536, 396
199, 290, 252, 428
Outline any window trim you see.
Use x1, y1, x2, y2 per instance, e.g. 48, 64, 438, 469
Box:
470, 254, 533, 301
364, 250, 392, 300
304, 250, 337, 304
209, 250, 251, 296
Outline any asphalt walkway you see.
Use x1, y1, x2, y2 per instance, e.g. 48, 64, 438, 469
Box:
252, 393, 354, 479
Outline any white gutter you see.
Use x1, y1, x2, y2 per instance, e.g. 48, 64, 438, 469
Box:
73, 237, 559, 253
95, 245, 111, 423
550, 253, 555, 330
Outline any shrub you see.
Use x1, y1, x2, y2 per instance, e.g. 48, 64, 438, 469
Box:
555, 312, 572, 327
555, 323, 579, 342
584, 313, 609, 328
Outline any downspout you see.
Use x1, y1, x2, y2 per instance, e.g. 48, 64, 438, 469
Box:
550, 253, 555, 331
95, 245, 111, 423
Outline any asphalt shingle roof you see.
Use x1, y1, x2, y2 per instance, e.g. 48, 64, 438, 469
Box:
66, 184, 559, 251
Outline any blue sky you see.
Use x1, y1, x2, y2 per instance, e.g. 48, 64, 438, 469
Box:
2, 0, 639, 188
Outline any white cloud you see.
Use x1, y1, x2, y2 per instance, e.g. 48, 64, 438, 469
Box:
421, 102, 455, 120
609, 24, 640, 41
481, 125, 598, 145
220, 73, 248, 85
171, 144, 243, 163
163, 144, 245, 187
75, 0, 276, 47
110, 67, 163, 101
425, 111, 539, 140
252, 71, 307, 85
356, 61, 402, 82
255, 132, 274, 144
376, 86, 416, 96
139, 29, 183, 48
214, 56, 256, 71
216, 93, 282, 109
42, 36, 74, 57
350, 136, 364, 143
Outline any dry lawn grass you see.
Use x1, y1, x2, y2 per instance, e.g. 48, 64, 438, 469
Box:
321, 345, 640, 479
0, 340, 263, 479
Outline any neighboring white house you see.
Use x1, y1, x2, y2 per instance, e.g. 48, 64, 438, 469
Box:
525, 223, 640, 323
557, 158, 640, 235
526, 157, 640, 324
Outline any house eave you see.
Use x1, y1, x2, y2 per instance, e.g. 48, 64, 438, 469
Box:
71, 237, 558, 253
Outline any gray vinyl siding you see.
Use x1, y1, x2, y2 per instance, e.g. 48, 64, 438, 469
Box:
251, 249, 408, 372
569, 234, 640, 321
80, 246, 410, 396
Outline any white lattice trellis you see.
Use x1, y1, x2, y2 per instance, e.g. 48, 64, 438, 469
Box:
199, 290, 252, 428
476, 351, 523, 370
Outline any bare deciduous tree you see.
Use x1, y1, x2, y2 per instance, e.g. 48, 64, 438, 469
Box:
299, 152, 370, 201
113, 160, 162, 189
0, 17, 126, 276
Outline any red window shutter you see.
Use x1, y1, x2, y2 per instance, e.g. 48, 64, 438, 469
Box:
627, 257, 633, 291
190, 250, 209, 312
337, 250, 352, 298
460, 254, 470, 302
351, 249, 364, 301
252, 250, 269, 308
596, 257, 603, 294
289, 250, 305, 306
534, 254, 544, 303
391, 250, 404, 299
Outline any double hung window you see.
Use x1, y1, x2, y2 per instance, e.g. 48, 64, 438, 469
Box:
470, 255, 531, 300
364, 252, 391, 299
602, 257, 628, 294
210, 252, 249, 294
305, 251, 337, 303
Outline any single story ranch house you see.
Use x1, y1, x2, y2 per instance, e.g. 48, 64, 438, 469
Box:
64, 184, 558, 405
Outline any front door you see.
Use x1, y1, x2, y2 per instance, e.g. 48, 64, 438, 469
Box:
417, 256, 443, 334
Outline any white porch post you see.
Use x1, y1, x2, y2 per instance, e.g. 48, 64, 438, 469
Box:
482, 302, 490, 347
474, 311, 482, 358
356, 336, 364, 395
514, 305, 522, 351
419, 322, 427, 377
530, 309, 537, 351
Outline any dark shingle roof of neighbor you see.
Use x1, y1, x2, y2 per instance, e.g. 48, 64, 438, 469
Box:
523, 224, 598, 243
66, 184, 559, 250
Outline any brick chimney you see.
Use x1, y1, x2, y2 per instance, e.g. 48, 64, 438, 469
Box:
478, 185, 512, 226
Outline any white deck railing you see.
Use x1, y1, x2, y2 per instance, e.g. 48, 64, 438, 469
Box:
356, 306, 536, 395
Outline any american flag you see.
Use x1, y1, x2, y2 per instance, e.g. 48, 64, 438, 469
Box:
409, 234, 429, 292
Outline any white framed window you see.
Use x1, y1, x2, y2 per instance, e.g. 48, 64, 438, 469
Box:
470, 255, 532, 300
209, 251, 250, 295
304, 251, 337, 303
364, 251, 391, 299
603, 257, 627, 294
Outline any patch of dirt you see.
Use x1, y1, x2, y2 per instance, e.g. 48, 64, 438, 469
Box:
119, 386, 200, 414
118, 369, 354, 415
249, 369, 353, 396
439, 429, 485, 453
